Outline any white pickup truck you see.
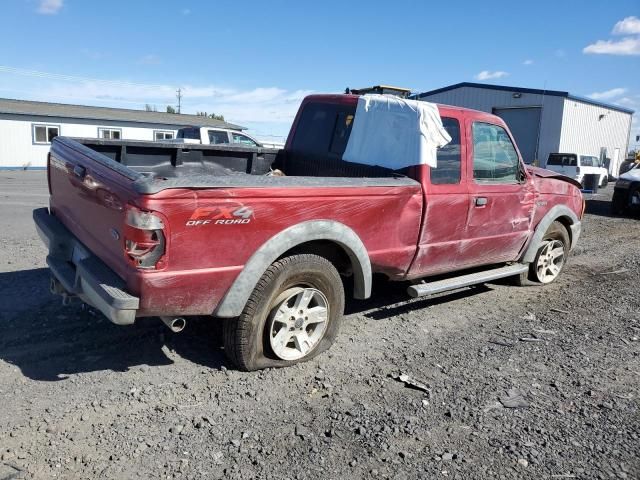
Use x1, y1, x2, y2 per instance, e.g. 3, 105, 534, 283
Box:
174, 126, 284, 149
545, 153, 608, 188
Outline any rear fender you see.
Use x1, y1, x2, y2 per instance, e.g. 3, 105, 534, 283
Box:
215, 220, 372, 318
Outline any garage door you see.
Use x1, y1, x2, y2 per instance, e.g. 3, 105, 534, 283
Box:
493, 107, 541, 164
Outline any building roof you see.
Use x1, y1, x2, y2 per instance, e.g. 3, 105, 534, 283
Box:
414, 82, 634, 115
0, 97, 245, 130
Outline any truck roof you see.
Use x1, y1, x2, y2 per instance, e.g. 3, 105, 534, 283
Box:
302, 94, 501, 120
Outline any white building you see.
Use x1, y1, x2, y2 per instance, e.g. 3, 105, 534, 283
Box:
415, 83, 634, 175
0, 98, 243, 169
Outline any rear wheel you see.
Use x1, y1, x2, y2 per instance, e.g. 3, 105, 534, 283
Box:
600, 175, 608, 188
515, 221, 570, 286
223, 254, 344, 371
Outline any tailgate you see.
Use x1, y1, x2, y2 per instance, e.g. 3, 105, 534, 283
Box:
48, 137, 141, 280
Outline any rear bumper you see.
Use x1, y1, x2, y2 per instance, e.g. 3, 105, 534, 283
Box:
33, 207, 139, 325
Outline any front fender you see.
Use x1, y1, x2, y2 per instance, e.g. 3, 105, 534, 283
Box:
215, 220, 372, 318
520, 205, 581, 264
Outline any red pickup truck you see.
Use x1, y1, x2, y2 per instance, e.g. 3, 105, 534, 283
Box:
34, 94, 584, 370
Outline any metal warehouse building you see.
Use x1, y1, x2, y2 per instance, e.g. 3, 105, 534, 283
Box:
0, 98, 243, 169
415, 83, 634, 175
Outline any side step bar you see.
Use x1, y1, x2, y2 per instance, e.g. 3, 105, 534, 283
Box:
407, 264, 529, 298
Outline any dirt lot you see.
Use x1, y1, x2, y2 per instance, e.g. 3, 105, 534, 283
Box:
0, 171, 638, 479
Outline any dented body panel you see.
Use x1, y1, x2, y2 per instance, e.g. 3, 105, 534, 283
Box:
37, 95, 584, 323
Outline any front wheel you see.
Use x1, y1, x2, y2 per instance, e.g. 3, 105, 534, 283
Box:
515, 221, 570, 286
223, 254, 344, 371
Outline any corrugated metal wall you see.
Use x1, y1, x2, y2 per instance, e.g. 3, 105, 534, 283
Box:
0, 114, 179, 168
559, 99, 632, 176
418, 86, 565, 165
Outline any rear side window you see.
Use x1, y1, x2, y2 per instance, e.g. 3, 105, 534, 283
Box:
548, 154, 577, 166
177, 127, 200, 140
290, 102, 356, 159
430, 117, 461, 184
208, 130, 230, 144
472, 122, 520, 183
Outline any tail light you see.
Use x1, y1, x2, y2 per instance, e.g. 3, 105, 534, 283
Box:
123, 205, 166, 269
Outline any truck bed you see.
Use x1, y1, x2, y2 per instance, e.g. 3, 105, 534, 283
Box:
55, 137, 417, 193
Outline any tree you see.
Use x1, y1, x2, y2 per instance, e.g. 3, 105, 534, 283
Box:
196, 111, 225, 121
166, 105, 176, 114
144, 104, 157, 112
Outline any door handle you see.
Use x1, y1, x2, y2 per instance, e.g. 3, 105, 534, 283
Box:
73, 165, 86, 179
475, 197, 488, 207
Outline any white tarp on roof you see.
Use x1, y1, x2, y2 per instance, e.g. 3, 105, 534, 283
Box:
342, 94, 451, 170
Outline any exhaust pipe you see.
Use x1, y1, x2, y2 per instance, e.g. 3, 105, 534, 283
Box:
160, 316, 186, 333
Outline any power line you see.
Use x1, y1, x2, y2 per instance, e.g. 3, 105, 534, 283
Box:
0, 65, 174, 90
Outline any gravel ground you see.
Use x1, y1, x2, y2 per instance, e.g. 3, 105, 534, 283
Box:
0, 171, 638, 480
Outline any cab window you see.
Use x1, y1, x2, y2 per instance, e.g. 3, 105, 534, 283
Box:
472, 122, 520, 183
430, 117, 461, 184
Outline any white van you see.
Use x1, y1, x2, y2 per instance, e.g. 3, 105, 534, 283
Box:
545, 153, 608, 188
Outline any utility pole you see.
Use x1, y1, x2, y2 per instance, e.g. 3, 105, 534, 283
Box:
176, 88, 182, 114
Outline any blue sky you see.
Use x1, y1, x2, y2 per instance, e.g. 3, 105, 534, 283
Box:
1, 0, 639, 145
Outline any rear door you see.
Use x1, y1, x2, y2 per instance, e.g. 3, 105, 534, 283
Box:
408, 116, 471, 276
463, 120, 534, 267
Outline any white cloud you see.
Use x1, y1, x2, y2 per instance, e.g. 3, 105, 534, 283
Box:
612, 16, 640, 35
584, 37, 640, 55
37, 0, 63, 14
588, 88, 627, 100
474, 70, 508, 81
181, 8, 191, 15
522, 59, 534, 65
614, 96, 639, 107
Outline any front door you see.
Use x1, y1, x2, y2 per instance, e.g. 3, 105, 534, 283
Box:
463, 120, 534, 268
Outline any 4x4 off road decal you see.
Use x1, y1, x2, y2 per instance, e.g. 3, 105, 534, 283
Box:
186, 205, 254, 226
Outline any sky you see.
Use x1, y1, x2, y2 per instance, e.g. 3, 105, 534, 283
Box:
0, 0, 639, 146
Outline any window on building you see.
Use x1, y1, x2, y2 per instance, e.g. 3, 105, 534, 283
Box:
472, 122, 520, 183
430, 117, 461, 184
98, 128, 122, 140
32, 124, 60, 144
208, 130, 230, 144
231, 132, 259, 147
154, 130, 175, 141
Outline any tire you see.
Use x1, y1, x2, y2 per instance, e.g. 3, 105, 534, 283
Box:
223, 254, 344, 371
600, 176, 608, 188
611, 189, 627, 215
516, 221, 570, 286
